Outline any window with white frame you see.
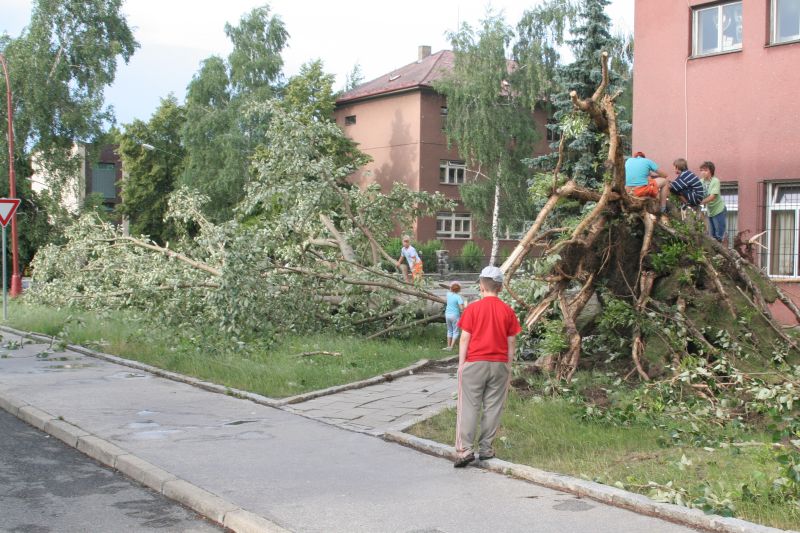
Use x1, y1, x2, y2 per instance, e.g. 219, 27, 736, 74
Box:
439, 160, 466, 185
440, 106, 448, 130
766, 183, 800, 277
693, 1, 743, 56
436, 212, 472, 239
721, 185, 738, 247
772, 0, 800, 44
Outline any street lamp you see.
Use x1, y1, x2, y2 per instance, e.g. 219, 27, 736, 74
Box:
0, 53, 22, 297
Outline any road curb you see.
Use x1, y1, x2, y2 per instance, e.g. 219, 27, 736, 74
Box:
278, 357, 436, 405
0, 389, 292, 533
383, 431, 795, 533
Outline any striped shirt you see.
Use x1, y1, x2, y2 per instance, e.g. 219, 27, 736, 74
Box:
670, 170, 704, 206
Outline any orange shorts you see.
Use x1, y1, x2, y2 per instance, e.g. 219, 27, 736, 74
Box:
412, 261, 424, 279
630, 178, 659, 198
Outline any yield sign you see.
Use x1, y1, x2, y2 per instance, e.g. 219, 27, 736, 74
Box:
0, 198, 20, 227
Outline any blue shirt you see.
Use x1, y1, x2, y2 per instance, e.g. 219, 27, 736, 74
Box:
445, 292, 464, 316
625, 157, 658, 187
670, 170, 704, 205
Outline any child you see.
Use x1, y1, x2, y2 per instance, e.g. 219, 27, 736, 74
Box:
669, 158, 704, 209
698, 161, 727, 242
396, 235, 423, 282
624, 151, 670, 212
454, 266, 521, 468
444, 281, 465, 351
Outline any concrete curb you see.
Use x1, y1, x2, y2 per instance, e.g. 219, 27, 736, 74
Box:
0, 389, 292, 533
383, 431, 796, 533
278, 357, 435, 405
0, 325, 448, 410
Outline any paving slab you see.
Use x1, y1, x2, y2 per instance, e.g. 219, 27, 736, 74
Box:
0, 331, 703, 533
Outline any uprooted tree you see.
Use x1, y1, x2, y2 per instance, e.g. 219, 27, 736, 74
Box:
500, 52, 800, 385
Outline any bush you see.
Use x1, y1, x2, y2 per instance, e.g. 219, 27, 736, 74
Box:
418, 239, 443, 273
459, 241, 483, 272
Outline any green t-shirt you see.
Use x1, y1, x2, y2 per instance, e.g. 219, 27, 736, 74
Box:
703, 176, 725, 217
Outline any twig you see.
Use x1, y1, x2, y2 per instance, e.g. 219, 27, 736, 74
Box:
295, 351, 341, 357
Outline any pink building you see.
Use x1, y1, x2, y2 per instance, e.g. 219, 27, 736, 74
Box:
333, 46, 551, 258
633, 0, 800, 322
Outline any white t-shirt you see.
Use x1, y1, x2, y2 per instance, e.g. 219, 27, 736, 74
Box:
401, 245, 420, 267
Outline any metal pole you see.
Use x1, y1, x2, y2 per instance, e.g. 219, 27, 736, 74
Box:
0, 54, 21, 297
3, 224, 7, 321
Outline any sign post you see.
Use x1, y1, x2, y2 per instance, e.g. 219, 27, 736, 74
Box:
0, 198, 21, 321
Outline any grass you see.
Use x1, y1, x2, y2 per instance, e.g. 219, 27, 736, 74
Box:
3, 302, 452, 398
408, 391, 800, 530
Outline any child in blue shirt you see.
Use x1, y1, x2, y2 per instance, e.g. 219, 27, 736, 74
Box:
444, 282, 465, 350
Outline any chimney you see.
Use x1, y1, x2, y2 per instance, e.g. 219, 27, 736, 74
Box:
418, 45, 432, 60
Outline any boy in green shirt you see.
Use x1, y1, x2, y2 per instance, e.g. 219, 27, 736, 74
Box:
699, 161, 727, 242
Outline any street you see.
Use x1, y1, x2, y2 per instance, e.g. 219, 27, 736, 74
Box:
0, 409, 221, 532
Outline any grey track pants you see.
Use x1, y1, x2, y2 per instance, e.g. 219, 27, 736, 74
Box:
455, 361, 510, 457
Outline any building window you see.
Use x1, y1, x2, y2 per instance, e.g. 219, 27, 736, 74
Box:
721, 185, 738, 247
766, 183, 800, 277
440, 106, 448, 131
692, 1, 743, 56
91, 162, 117, 200
344, 115, 356, 126
439, 160, 466, 185
772, 0, 800, 44
437, 212, 472, 239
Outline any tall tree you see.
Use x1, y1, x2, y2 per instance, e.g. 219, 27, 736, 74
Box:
282, 59, 335, 122
117, 96, 186, 243
0, 0, 137, 268
545, 0, 631, 188
179, 5, 288, 221
436, 10, 562, 264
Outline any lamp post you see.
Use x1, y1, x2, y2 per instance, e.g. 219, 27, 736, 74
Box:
0, 53, 22, 297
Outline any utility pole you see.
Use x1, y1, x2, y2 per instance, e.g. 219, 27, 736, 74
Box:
0, 54, 22, 297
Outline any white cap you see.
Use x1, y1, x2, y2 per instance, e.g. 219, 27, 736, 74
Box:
479, 265, 504, 283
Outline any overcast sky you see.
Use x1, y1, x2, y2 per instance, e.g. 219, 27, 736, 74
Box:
3, 0, 634, 126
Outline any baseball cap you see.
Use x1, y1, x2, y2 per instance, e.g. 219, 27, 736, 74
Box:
479, 266, 504, 283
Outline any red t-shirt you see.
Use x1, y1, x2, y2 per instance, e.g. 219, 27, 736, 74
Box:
457, 296, 522, 362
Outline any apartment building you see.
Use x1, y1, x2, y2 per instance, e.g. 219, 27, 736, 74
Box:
333, 46, 551, 257
633, 0, 800, 322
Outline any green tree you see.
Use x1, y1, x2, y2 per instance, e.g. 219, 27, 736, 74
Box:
0, 0, 137, 269
283, 59, 335, 122
344, 63, 364, 91
436, 12, 554, 264
544, 0, 631, 188
117, 96, 186, 243
179, 5, 288, 221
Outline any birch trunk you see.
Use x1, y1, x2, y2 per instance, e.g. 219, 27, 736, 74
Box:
489, 181, 501, 266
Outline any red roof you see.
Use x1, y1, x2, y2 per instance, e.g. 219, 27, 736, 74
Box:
336, 50, 454, 105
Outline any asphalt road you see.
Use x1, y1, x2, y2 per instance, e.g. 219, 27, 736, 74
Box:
0, 409, 221, 533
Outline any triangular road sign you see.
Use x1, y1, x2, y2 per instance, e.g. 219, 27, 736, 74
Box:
0, 198, 21, 227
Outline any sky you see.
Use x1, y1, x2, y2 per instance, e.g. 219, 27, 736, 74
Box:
3, 0, 634, 126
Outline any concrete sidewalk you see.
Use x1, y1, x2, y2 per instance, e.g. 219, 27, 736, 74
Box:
0, 330, 767, 533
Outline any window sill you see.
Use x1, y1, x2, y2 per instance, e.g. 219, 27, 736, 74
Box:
438, 182, 463, 186
766, 38, 800, 48
689, 48, 742, 60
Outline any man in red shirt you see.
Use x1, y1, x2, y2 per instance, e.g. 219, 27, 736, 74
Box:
454, 266, 522, 467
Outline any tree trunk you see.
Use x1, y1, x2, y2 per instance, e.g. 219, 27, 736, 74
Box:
490, 181, 501, 266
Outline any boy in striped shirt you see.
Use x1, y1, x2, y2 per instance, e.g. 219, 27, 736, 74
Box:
669, 158, 705, 210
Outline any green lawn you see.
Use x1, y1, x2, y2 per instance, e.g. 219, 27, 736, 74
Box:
409, 392, 800, 530
3, 302, 451, 398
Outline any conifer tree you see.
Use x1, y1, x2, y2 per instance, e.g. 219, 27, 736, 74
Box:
544, 0, 631, 188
